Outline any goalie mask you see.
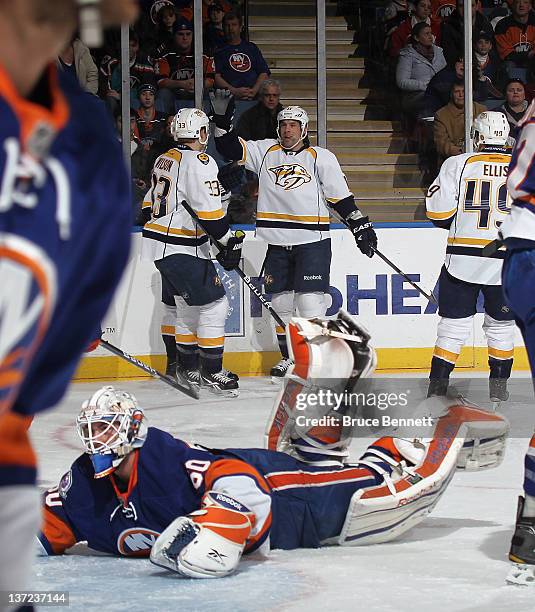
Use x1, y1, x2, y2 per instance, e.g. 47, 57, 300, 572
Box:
276, 106, 309, 149
170, 108, 210, 148
471, 111, 510, 149
76, 386, 148, 478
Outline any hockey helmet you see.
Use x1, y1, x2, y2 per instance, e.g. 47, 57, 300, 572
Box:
76, 386, 147, 478
170, 107, 210, 147
277, 106, 309, 148
471, 111, 510, 148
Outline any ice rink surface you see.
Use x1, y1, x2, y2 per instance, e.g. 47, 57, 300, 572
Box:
30, 374, 535, 612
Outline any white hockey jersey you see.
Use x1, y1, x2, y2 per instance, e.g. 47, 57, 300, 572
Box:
426, 150, 512, 285
141, 147, 226, 261
237, 138, 352, 245
501, 111, 535, 242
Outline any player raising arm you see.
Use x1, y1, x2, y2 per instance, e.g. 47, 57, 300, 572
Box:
425, 111, 515, 406
212, 94, 378, 380
38, 313, 508, 579
0, 0, 138, 605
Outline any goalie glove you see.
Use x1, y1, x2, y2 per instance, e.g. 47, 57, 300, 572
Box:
209, 89, 235, 132
150, 491, 254, 578
216, 230, 245, 271
345, 210, 377, 258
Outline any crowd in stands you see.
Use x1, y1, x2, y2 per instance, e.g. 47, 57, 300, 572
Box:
54, 0, 273, 221
382, 0, 535, 173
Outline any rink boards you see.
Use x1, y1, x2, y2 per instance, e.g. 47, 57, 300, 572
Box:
75, 225, 529, 379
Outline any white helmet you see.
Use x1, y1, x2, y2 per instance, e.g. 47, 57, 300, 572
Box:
76, 386, 147, 478
471, 111, 510, 148
277, 106, 309, 148
170, 108, 210, 147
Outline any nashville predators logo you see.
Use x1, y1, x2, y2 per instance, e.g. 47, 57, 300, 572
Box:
269, 164, 312, 190
264, 274, 274, 287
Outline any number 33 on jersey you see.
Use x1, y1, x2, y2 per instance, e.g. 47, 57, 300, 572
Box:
425, 151, 512, 285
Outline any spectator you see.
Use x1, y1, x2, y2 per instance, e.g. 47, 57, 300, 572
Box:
236, 79, 283, 140
434, 80, 486, 160
497, 78, 529, 138
390, 0, 442, 58
431, 0, 456, 19
424, 52, 502, 116
423, 55, 465, 116
495, 0, 535, 81
214, 11, 270, 100
135, 83, 168, 151
204, 2, 227, 55
440, 0, 494, 65
108, 31, 156, 113
384, 0, 414, 40
179, 0, 232, 24
150, 2, 178, 54
155, 18, 215, 113
57, 36, 99, 95
396, 22, 447, 118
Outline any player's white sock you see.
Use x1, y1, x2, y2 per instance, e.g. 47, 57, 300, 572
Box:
523, 494, 535, 517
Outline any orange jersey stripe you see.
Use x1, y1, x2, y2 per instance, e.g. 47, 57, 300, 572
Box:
205, 459, 271, 495
41, 506, 77, 554
266, 466, 373, 491
0, 412, 36, 468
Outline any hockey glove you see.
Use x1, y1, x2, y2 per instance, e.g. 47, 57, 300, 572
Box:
218, 162, 245, 192
209, 89, 235, 132
346, 212, 377, 258
149, 491, 254, 578
216, 230, 245, 271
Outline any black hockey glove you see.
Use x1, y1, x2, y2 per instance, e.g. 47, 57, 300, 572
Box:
218, 162, 245, 192
216, 230, 245, 271
346, 213, 377, 258
209, 89, 235, 132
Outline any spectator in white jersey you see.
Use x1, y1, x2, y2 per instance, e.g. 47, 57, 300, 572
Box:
212, 96, 378, 378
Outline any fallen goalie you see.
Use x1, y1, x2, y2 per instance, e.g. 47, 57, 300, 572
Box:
38, 311, 509, 578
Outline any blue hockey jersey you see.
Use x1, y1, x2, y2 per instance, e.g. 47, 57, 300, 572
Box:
39, 427, 384, 556
0, 65, 131, 486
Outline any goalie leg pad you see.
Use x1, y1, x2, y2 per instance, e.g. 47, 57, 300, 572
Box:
337, 403, 509, 546
150, 491, 253, 579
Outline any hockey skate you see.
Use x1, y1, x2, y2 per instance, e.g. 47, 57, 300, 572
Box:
175, 365, 201, 396
507, 497, 535, 586
165, 360, 177, 377
201, 370, 239, 397
270, 358, 294, 383
489, 378, 509, 411
222, 368, 239, 382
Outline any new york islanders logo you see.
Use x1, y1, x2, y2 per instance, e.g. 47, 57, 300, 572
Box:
269, 164, 312, 190
229, 53, 251, 72
117, 528, 160, 556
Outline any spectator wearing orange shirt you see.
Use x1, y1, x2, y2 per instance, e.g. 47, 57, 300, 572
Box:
495, 0, 535, 81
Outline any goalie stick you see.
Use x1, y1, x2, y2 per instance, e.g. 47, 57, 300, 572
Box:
180, 199, 287, 329
100, 339, 199, 400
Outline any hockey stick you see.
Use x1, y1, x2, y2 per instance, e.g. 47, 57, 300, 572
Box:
180, 199, 287, 329
99, 339, 199, 400
481, 238, 504, 257
335, 215, 438, 304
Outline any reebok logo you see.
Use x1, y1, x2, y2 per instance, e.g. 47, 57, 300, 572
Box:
303, 275, 322, 280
